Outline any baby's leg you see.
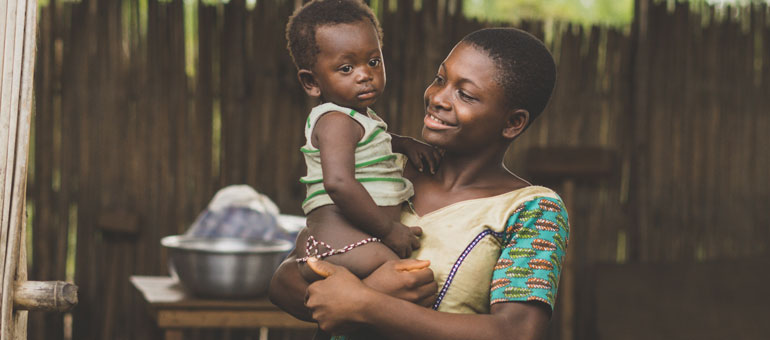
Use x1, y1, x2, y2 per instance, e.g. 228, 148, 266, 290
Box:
298, 205, 402, 282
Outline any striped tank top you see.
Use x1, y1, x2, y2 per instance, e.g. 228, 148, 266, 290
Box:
300, 102, 414, 214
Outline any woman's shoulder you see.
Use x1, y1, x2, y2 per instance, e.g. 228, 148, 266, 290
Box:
488, 185, 562, 215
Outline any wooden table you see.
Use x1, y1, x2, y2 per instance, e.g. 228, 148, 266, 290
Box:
131, 276, 315, 340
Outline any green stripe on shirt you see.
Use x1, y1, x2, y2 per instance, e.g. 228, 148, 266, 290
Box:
302, 177, 406, 204
357, 128, 384, 147
300, 147, 319, 154
300, 155, 399, 184
355, 154, 397, 168
301, 128, 387, 154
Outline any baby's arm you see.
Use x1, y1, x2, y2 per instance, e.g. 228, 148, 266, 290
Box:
314, 112, 420, 258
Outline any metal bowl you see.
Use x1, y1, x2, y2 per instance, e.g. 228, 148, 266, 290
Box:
161, 235, 293, 298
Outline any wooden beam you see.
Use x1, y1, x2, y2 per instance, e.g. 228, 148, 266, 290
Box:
13, 281, 78, 312
156, 310, 316, 329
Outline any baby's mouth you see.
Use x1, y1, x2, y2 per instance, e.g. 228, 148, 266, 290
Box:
357, 89, 377, 100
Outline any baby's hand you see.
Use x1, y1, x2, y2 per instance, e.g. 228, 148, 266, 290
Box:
393, 136, 442, 174
381, 222, 422, 258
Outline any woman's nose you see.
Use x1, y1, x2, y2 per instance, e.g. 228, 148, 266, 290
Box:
427, 85, 451, 110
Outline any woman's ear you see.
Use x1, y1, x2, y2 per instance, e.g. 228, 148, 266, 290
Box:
502, 109, 530, 139
297, 69, 321, 97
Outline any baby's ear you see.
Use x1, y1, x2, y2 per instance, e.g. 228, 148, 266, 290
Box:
297, 69, 321, 97
502, 109, 529, 139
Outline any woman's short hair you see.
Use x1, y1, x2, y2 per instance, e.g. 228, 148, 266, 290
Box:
461, 28, 557, 126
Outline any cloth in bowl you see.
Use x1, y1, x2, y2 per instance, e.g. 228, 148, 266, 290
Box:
185, 185, 293, 242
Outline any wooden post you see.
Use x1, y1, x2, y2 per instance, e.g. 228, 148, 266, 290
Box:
0, 1, 71, 340
13, 281, 78, 312
1, 0, 38, 338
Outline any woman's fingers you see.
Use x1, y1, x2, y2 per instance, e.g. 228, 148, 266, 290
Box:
363, 259, 435, 303
306, 257, 340, 278
394, 259, 430, 272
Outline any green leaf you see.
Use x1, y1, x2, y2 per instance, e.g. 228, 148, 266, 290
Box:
504, 287, 532, 299
555, 214, 569, 232
506, 266, 534, 278
509, 247, 537, 259
553, 233, 566, 251
518, 209, 544, 222
550, 253, 562, 271
546, 291, 555, 304
548, 272, 558, 287
516, 227, 540, 239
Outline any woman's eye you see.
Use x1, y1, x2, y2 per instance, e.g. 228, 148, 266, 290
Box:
433, 75, 444, 84
458, 90, 476, 102
340, 65, 353, 73
368, 58, 380, 67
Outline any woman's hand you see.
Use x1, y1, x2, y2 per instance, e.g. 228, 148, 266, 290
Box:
305, 258, 379, 334
391, 134, 442, 174
304, 258, 439, 334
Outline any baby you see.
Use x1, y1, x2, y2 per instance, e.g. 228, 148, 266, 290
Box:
285, 0, 440, 281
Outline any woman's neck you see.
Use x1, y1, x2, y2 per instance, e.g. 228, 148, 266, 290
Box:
433, 148, 511, 191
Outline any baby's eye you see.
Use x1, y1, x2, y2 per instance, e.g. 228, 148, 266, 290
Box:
339, 65, 353, 73
433, 75, 444, 85
368, 58, 381, 67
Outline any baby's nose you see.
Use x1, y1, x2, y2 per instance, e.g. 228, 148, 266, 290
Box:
355, 68, 373, 82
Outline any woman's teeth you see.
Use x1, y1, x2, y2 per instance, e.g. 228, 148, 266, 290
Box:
429, 114, 447, 125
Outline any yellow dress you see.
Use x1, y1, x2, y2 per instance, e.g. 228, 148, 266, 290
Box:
403, 186, 563, 314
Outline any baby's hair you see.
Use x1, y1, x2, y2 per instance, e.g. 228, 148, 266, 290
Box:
461, 28, 556, 127
286, 0, 383, 71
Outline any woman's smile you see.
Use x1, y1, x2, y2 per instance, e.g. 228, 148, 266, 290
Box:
423, 113, 456, 130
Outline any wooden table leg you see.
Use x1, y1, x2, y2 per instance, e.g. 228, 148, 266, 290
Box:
259, 327, 269, 340
164, 329, 183, 340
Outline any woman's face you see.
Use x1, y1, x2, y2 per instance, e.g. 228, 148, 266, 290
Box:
422, 42, 512, 153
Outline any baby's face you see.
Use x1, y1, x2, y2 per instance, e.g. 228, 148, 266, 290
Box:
312, 20, 385, 113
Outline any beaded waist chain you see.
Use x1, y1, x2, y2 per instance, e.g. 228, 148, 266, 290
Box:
295, 235, 381, 263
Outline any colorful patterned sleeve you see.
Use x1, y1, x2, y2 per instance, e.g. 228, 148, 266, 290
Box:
490, 197, 569, 312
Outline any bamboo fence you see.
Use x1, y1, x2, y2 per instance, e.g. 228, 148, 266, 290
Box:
27, 0, 770, 339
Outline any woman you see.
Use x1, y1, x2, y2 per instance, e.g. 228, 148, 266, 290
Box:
270, 27, 567, 340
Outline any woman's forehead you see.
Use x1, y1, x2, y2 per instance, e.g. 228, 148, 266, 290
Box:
443, 43, 500, 90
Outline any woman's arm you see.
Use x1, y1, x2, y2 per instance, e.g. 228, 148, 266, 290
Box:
305, 259, 550, 340
268, 228, 314, 321
268, 234, 439, 322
